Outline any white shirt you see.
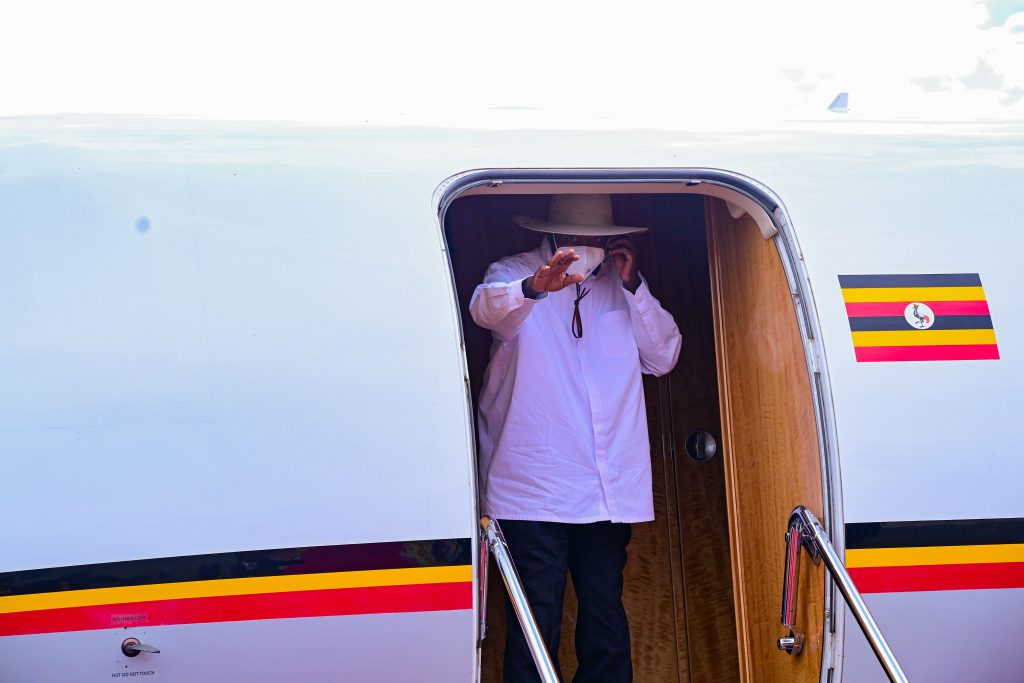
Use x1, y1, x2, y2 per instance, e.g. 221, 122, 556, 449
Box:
470, 239, 682, 523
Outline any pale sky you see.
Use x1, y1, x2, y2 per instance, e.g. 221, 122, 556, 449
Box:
2, 0, 1022, 126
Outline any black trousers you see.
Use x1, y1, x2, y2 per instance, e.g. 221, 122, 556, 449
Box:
499, 520, 632, 683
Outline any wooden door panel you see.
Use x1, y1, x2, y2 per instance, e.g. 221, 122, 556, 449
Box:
706, 197, 825, 683
634, 194, 740, 682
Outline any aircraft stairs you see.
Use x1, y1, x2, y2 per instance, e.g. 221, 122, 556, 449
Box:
481, 509, 910, 683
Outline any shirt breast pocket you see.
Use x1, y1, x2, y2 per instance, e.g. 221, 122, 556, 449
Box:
598, 309, 636, 358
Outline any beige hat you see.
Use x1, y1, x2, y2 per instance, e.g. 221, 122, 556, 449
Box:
513, 194, 648, 236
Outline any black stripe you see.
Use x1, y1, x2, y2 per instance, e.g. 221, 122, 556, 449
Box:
847, 315, 994, 332
0, 538, 472, 598
838, 273, 982, 289
847, 519, 1024, 549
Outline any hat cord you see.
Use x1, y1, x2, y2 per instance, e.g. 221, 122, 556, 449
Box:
571, 283, 591, 338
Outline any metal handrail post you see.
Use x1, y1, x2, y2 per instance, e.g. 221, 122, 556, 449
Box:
779, 506, 910, 683
796, 508, 909, 683
481, 517, 561, 683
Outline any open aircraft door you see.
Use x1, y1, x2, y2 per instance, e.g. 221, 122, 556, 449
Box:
705, 196, 827, 682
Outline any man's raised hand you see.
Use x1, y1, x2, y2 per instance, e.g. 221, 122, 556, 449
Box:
525, 249, 585, 295
608, 237, 641, 293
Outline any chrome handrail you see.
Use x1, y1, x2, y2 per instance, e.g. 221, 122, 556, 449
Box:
481, 517, 561, 683
779, 506, 909, 683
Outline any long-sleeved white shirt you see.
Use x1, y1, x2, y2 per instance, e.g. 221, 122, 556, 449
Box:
470, 239, 682, 523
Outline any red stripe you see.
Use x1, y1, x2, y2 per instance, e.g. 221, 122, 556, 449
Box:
845, 301, 991, 317
855, 344, 1000, 362
0, 581, 472, 637
850, 562, 1024, 593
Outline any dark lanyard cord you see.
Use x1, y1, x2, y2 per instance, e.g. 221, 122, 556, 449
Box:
572, 282, 591, 338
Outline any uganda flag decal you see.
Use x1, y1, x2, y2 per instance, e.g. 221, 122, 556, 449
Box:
839, 273, 999, 362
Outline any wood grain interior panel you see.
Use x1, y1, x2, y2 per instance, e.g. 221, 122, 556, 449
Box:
647, 197, 740, 683
617, 195, 739, 683
706, 197, 825, 683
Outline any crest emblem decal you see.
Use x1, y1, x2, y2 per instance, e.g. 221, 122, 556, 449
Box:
904, 302, 934, 329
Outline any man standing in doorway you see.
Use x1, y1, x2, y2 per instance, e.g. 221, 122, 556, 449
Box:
470, 194, 682, 682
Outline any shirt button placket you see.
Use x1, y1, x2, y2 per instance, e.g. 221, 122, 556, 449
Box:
576, 330, 616, 520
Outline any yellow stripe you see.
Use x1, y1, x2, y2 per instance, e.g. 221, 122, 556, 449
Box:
0, 565, 472, 615
847, 544, 1024, 568
841, 286, 987, 303
851, 329, 997, 347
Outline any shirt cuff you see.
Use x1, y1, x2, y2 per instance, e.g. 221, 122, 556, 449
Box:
622, 274, 648, 299
520, 277, 548, 301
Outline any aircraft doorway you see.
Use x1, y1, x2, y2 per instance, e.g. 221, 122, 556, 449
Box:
442, 180, 828, 683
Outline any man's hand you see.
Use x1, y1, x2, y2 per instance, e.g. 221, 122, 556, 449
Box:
525, 249, 585, 295
608, 237, 640, 293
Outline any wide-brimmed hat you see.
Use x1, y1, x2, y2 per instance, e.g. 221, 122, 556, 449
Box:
513, 194, 647, 236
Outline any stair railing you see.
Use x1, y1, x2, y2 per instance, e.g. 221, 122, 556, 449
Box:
779, 506, 910, 683
481, 516, 560, 683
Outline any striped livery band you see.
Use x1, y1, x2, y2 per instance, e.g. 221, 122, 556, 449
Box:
0, 538, 472, 637
838, 273, 999, 362
846, 518, 1024, 593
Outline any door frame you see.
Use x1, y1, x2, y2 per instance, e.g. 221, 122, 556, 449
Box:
434, 169, 844, 683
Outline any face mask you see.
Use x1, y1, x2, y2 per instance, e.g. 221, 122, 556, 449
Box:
563, 245, 605, 280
